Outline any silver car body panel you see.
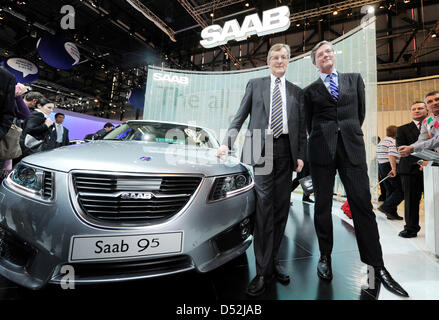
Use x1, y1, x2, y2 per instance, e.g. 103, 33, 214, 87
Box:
0, 123, 255, 289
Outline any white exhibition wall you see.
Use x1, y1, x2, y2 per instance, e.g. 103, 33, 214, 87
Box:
144, 19, 378, 199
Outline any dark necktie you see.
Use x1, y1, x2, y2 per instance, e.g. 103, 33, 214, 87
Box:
327, 73, 339, 101
271, 78, 283, 138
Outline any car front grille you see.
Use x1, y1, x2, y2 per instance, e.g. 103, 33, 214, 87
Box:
72, 172, 202, 223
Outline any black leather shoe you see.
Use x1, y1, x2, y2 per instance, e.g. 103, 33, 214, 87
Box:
317, 256, 333, 281
246, 275, 266, 297
387, 213, 403, 220
378, 207, 403, 220
374, 267, 409, 297
398, 230, 417, 238
274, 263, 290, 284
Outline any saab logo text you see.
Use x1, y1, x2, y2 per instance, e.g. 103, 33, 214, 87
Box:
200, 6, 290, 48
120, 192, 154, 200
153, 73, 189, 85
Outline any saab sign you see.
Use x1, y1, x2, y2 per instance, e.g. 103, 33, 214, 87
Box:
153, 72, 189, 85
200, 6, 290, 48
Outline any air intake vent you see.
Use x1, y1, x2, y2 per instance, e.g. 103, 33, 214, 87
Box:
42, 172, 53, 199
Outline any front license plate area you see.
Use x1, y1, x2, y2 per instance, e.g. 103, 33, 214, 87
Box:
69, 232, 183, 262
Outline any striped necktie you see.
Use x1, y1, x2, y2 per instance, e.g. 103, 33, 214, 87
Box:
327, 73, 339, 101
271, 78, 283, 138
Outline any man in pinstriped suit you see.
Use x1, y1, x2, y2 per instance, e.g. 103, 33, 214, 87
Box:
217, 43, 306, 297
304, 40, 408, 297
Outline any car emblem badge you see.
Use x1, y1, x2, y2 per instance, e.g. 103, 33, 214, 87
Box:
120, 192, 154, 200
140, 156, 151, 161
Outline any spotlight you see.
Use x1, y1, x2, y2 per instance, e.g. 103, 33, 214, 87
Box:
245, 3, 249, 7
333, 11, 338, 15
432, 33, 437, 38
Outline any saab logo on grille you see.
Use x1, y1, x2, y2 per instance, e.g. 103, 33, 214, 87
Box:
120, 192, 154, 200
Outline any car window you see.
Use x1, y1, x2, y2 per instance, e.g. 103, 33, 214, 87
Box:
103, 122, 218, 148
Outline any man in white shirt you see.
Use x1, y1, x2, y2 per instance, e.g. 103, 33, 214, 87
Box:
45, 113, 69, 150
216, 43, 306, 296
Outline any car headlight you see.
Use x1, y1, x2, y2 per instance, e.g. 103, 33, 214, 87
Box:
7, 164, 54, 200
209, 172, 254, 201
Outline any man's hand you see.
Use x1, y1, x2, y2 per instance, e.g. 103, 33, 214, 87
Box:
45, 118, 53, 127
398, 145, 414, 157
388, 168, 397, 177
15, 83, 28, 97
216, 144, 230, 158
420, 160, 428, 171
296, 159, 304, 173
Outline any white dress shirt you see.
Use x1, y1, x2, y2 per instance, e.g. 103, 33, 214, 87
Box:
56, 123, 64, 143
268, 73, 288, 134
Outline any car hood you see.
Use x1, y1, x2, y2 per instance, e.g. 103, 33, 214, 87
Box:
22, 141, 249, 177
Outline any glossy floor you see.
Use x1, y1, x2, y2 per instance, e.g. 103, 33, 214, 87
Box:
0, 193, 438, 300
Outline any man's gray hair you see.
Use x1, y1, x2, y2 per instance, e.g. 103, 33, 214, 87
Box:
311, 40, 334, 64
267, 43, 291, 63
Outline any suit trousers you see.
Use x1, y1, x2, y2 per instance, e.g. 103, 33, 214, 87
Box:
400, 173, 423, 233
378, 162, 404, 214
310, 134, 384, 267
253, 134, 292, 276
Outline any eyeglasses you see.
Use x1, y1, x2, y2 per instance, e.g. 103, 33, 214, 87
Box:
270, 56, 289, 61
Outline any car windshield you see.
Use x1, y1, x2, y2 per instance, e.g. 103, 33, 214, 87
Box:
103, 122, 218, 148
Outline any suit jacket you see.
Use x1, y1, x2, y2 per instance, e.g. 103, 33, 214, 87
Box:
44, 124, 70, 150
0, 67, 16, 141
412, 116, 439, 153
396, 121, 422, 175
19, 111, 50, 152
223, 76, 306, 169
304, 73, 366, 166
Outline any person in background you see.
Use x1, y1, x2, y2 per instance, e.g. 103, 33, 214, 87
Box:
23, 91, 45, 111
376, 125, 404, 220
19, 98, 54, 157
44, 112, 70, 150
94, 122, 114, 140
0, 68, 18, 179
399, 91, 439, 156
373, 136, 387, 201
14, 91, 45, 129
1, 84, 32, 180
395, 101, 428, 238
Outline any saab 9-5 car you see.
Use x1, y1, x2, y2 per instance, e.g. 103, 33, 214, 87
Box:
0, 120, 255, 289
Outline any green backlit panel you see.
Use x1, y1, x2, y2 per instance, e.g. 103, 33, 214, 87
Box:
144, 20, 378, 200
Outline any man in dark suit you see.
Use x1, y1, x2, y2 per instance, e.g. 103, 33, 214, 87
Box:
216, 43, 306, 296
0, 67, 16, 170
304, 40, 408, 297
395, 101, 428, 238
45, 113, 70, 150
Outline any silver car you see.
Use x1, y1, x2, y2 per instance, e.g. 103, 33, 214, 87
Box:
0, 120, 255, 289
